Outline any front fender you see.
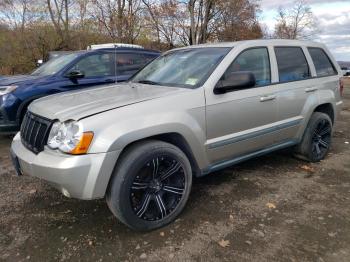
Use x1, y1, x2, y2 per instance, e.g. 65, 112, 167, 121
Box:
83, 108, 209, 170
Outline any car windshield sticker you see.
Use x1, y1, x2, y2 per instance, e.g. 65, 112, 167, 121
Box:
185, 78, 198, 85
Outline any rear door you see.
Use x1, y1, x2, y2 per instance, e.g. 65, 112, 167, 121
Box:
115, 52, 158, 81
205, 47, 278, 164
272, 46, 316, 143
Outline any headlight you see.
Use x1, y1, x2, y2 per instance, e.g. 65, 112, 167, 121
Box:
0, 85, 18, 96
47, 120, 94, 155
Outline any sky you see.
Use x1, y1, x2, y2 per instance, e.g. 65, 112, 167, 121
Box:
259, 0, 350, 61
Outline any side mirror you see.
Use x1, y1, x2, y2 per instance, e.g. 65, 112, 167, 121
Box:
66, 70, 85, 79
214, 71, 256, 94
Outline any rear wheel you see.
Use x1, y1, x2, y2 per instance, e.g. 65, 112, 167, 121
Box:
294, 112, 332, 162
106, 140, 192, 231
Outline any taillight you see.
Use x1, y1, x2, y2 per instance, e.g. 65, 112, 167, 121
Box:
339, 79, 344, 97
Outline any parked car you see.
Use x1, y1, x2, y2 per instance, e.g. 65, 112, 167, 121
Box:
11, 40, 343, 231
0, 44, 160, 133
341, 67, 350, 76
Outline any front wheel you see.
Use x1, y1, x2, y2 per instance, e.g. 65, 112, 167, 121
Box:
294, 112, 333, 162
106, 140, 192, 231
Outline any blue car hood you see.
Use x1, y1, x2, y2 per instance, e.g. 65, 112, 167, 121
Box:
0, 74, 47, 86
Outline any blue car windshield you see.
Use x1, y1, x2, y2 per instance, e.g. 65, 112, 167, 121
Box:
131, 47, 230, 88
31, 53, 79, 76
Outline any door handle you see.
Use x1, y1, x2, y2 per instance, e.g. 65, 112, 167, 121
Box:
260, 95, 276, 102
305, 87, 317, 93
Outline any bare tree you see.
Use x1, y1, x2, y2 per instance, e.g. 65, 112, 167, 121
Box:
0, 0, 33, 31
142, 0, 187, 48
274, 0, 319, 39
46, 0, 71, 48
188, 0, 217, 45
216, 0, 262, 41
91, 0, 142, 43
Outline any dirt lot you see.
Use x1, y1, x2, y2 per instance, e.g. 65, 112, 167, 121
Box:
1, 82, 350, 262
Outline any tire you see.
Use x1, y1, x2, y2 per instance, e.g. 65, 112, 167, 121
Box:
294, 112, 333, 162
106, 140, 192, 231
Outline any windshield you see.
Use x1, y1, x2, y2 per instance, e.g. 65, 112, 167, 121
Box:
131, 47, 230, 88
31, 53, 79, 76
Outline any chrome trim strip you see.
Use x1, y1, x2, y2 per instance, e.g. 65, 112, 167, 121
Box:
208, 119, 302, 149
202, 140, 298, 175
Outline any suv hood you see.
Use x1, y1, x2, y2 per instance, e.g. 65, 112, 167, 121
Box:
29, 83, 186, 121
0, 74, 45, 86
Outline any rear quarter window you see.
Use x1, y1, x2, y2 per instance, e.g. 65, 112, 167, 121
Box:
275, 47, 310, 83
308, 47, 337, 77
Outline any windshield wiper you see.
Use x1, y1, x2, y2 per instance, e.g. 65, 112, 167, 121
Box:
136, 80, 161, 85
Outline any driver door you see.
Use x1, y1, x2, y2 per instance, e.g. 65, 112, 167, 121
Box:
60, 52, 116, 90
205, 47, 278, 164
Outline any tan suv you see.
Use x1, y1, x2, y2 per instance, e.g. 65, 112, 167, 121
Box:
11, 40, 343, 231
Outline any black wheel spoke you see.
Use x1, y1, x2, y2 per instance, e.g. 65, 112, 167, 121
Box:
160, 162, 182, 181
319, 139, 329, 148
155, 194, 167, 219
319, 126, 331, 136
315, 143, 321, 155
136, 193, 152, 218
131, 181, 148, 190
130, 154, 186, 221
163, 185, 184, 195
152, 157, 159, 179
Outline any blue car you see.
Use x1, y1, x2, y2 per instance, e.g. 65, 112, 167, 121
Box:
0, 45, 160, 133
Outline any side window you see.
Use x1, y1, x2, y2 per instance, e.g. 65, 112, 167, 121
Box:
275, 47, 310, 82
224, 47, 271, 87
116, 53, 154, 75
308, 47, 337, 76
69, 53, 114, 77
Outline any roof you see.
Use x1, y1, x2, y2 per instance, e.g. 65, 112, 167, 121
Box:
88, 43, 144, 50
172, 39, 326, 50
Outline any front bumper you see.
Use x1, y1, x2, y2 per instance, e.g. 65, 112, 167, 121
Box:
11, 133, 120, 200
0, 108, 19, 133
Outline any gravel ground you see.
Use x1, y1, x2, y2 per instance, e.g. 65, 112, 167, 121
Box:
0, 84, 350, 262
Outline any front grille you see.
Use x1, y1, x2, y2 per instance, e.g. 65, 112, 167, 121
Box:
20, 111, 52, 154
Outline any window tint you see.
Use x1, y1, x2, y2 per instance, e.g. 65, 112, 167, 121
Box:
69, 53, 114, 77
116, 53, 156, 75
308, 47, 337, 76
224, 47, 271, 86
275, 47, 310, 82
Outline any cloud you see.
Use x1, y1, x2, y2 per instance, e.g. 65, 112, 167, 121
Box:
260, 0, 349, 9
260, 0, 350, 60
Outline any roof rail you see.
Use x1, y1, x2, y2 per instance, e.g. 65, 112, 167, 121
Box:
87, 43, 144, 50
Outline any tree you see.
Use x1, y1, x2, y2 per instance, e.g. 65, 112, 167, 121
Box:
274, 0, 318, 39
188, 0, 217, 45
91, 0, 143, 43
46, 0, 71, 49
216, 0, 262, 41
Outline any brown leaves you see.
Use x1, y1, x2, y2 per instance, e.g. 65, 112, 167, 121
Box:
266, 202, 276, 209
300, 165, 315, 173
218, 239, 230, 248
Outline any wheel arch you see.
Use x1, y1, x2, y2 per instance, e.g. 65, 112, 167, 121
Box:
313, 103, 335, 124
113, 133, 202, 178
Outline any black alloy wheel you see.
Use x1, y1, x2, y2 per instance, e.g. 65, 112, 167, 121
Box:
130, 155, 186, 221
107, 140, 192, 231
311, 118, 331, 160
294, 112, 333, 162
